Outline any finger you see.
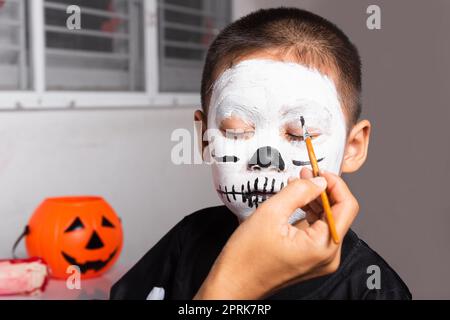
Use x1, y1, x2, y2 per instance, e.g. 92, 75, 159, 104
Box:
320, 171, 359, 239
300, 188, 323, 213
320, 171, 352, 204
287, 176, 297, 184
300, 167, 314, 179
306, 219, 331, 247
259, 176, 327, 222
293, 218, 310, 230
300, 168, 325, 212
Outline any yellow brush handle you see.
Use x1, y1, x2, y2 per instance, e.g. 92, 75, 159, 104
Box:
320, 191, 340, 244
305, 137, 340, 244
305, 138, 320, 176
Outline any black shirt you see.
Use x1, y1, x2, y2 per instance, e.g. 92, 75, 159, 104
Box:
110, 205, 412, 300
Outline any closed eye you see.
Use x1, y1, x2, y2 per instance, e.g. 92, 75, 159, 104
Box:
286, 132, 320, 142
286, 133, 304, 142
219, 117, 255, 140
222, 129, 255, 140
283, 122, 321, 143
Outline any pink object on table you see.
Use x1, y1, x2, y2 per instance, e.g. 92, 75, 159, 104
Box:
0, 257, 49, 296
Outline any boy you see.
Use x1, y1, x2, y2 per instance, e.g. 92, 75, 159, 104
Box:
110, 7, 411, 300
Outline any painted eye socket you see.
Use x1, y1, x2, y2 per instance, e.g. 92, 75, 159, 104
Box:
286, 132, 304, 142
222, 129, 255, 140
102, 216, 115, 228
286, 131, 320, 142
219, 117, 255, 140
65, 217, 84, 233
284, 122, 321, 143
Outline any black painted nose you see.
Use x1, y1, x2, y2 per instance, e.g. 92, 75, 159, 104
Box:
248, 146, 285, 172
85, 231, 104, 250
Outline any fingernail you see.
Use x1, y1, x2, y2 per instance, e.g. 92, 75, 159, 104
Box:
310, 177, 327, 189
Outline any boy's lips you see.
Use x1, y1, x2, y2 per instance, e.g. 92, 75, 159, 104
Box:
245, 190, 277, 197
217, 177, 286, 208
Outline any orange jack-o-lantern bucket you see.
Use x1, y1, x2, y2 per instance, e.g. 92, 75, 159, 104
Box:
23, 196, 123, 279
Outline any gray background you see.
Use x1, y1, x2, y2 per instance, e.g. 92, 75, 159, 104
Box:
0, 0, 449, 299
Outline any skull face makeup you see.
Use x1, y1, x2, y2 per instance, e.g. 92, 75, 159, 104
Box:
206, 59, 347, 222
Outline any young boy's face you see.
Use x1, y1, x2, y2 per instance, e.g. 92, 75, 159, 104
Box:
204, 58, 347, 222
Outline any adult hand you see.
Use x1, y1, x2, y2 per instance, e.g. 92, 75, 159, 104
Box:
194, 168, 359, 299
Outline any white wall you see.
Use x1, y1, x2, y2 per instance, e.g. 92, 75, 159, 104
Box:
0, 107, 220, 265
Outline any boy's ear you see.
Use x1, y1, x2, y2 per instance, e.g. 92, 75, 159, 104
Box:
341, 119, 371, 173
194, 110, 208, 159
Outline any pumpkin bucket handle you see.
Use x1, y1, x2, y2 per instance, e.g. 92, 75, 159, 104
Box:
12, 225, 30, 259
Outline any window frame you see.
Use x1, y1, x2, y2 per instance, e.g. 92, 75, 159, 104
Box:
0, 0, 203, 110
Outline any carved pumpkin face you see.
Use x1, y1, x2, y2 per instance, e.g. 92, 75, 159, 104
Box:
26, 196, 123, 279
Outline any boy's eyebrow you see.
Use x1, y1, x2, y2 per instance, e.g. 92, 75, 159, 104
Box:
215, 96, 263, 124
279, 102, 333, 127
279, 103, 317, 118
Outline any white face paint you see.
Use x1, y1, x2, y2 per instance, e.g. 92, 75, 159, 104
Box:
206, 59, 347, 222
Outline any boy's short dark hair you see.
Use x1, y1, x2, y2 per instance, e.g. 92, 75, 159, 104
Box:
201, 7, 362, 125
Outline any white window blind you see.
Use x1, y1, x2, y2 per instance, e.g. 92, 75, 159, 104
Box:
157, 0, 231, 93
0, 0, 228, 109
44, 0, 145, 91
0, 0, 28, 90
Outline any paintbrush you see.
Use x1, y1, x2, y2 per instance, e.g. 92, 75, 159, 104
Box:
300, 116, 340, 244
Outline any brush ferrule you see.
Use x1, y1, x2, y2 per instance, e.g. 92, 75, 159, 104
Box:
303, 129, 311, 140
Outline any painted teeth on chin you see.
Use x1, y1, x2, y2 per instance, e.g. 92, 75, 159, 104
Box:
217, 178, 287, 208
224, 185, 231, 202
263, 177, 268, 193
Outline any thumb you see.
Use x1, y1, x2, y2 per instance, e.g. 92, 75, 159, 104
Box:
259, 177, 327, 222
